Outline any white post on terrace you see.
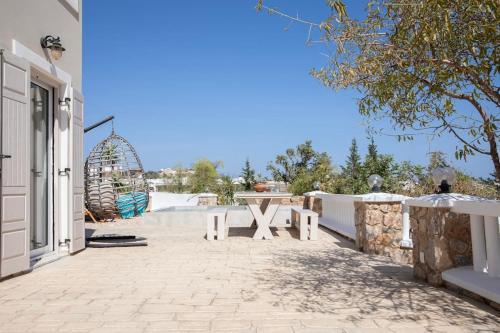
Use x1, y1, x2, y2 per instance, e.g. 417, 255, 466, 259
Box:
400, 204, 412, 248
484, 215, 500, 277
470, 214, 487, 273
452, 199, 500, 280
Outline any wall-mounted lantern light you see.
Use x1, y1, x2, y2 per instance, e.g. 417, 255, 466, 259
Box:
40, 35, 66, 60
368, 174, 383, 192
59, 97, 71, 108
432, 167, 456, 194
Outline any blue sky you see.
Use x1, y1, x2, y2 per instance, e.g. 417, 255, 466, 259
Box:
83, 0, 492, 178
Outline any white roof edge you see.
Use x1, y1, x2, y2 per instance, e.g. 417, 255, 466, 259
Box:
316, 192, 407, 203
404, 198, 454, 208
303, 190, 327, 196
404, 193, 500, 215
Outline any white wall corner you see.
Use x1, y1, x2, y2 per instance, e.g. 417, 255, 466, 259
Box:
62, 0, 80, 13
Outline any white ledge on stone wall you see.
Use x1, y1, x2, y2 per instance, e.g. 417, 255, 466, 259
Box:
317, 192, 408, 203
303, 190, 326, 196
404, 193, 484, 208
354, 192, 409, 202
453, 199, 500, 217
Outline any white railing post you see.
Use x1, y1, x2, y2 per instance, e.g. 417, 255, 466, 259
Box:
484, 216, 500, 277
470, 214, 487, 273
400, 204, 412, 248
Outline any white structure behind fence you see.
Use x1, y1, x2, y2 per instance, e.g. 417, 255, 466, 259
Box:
149, 192, 200, 211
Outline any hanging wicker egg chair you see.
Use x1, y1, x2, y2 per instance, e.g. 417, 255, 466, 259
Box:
85, 131, 149, 220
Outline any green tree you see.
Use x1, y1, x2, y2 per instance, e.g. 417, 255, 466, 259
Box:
170, 165, 189, 193
268, 140, 334, 195
361, 138, 398, 192
190, 159, 219, 193
427, 151, 450, 174
362, 138, 380, 179
393, 161, 427, 196
144, 171, 160, 179
215, 175, 236, 205
241, 158, 256, 190
257, 0, 500, 180
340, 138, 364, 194
267, 140, 317, 185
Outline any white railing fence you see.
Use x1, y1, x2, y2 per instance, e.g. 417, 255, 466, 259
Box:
316, 193, 408, 241
316, 193, 357, 239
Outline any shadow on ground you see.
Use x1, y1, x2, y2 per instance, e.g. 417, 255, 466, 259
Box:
252, 243, 500, 327
227, 227, 294, 239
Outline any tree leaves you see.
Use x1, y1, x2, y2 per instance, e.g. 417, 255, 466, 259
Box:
314, 0, 500, 177
257, 0, 500, 178
267, 140, 334, 194
255, 0, 263, 12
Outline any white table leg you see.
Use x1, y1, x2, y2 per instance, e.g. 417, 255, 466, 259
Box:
309, 214, 318, 241
247, 198, 280, 240
216, 213, 225, 240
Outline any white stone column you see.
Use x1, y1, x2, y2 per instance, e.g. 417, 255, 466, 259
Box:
400, 204, 412, 248
470, 214, 487, 273
484, 216, 500, 277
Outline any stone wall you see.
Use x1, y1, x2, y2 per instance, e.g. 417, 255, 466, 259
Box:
354, 201, 412, 265
410, 206, 472, 286
280, 196, 305, 207
303, 195, 323, 217
197, 194, 218, 206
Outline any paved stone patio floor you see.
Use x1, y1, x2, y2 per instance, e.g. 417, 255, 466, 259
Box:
0, 216, 499, 332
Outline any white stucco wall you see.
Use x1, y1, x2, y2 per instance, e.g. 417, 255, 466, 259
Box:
0, 0, 82, 90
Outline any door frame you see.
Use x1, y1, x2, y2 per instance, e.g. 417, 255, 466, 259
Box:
13, 40, 73, 258
29, 78, 55, 259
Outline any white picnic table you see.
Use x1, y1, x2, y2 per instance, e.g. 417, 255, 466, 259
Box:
234, 192, 293, 240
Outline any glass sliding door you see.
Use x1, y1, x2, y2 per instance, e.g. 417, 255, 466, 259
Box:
30, 82, 52, 256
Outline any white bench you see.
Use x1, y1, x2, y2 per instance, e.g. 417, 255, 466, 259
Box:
207, 208, 227, 241
291, 207, 318, 241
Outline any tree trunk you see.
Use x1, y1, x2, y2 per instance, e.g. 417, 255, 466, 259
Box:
488, 132, 500, 182
464, 97, 500, 182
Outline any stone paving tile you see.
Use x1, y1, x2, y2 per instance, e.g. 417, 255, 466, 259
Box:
0, 216, 498, 333
257, 327, 294, 333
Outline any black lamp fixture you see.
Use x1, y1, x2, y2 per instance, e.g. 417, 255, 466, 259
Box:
368, 174, 383, 192
40, 35, 66, 60
313, 181, 321, 191
432, 167, 456, 194
58, 97, 71, 108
